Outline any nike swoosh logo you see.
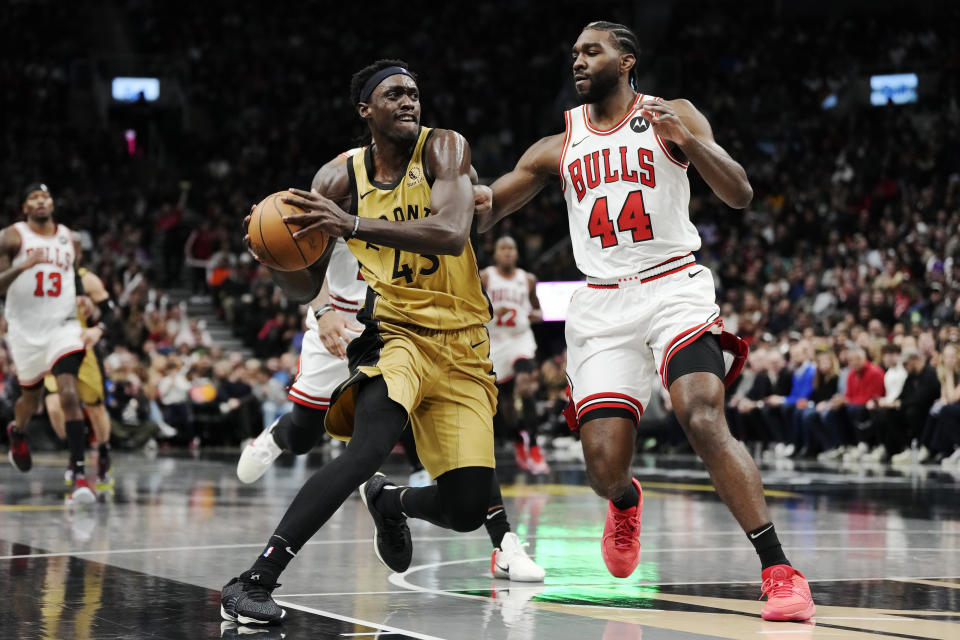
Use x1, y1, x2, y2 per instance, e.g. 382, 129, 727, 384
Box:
285, 546, 296, 557
486, 509, 504, 520
749, 524, 774, 540
571, 136, 589, 148
471, 340, 487, 349
359, 189, 376, 199
688, 269, 704, 278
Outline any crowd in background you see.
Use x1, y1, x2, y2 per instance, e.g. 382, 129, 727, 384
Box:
0, 1, 958, 464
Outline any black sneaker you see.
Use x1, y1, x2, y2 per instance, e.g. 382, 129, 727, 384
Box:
359, 472, 413, 572
7, 422, 32, 472
220, 576, 286, 625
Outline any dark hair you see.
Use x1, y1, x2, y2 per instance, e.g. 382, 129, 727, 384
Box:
881, 343, 901, 355
350, 58, 416, 106
583, 21, 640, 90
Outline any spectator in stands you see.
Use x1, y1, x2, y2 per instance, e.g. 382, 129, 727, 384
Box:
790, 349, 842, 459
846, 344, 908, 461
770, 341, 816, 458
868, 349, 940, 463
816, 347, 885, 461
909, 343, 960, 466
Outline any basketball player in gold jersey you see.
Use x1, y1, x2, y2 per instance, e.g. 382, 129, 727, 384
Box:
221, 60, 505, 626
44, 265, 115, 495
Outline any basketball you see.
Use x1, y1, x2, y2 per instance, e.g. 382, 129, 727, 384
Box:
248, 190, 328, 271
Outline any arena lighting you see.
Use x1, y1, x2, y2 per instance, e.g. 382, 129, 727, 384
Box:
536, 280, 586, 322
870, 73, 918, 106
111, 77, 160, 102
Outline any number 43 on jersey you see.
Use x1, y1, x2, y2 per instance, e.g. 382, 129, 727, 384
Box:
587, 190, 652, 249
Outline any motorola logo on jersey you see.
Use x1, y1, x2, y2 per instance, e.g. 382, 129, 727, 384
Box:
629, 117, 650, 134
567, 146, 657, 203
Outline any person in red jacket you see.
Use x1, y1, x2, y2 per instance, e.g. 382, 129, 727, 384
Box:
817, 347, 885, 460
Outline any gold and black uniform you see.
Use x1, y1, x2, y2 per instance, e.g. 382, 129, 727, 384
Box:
43, 267, 106, 405
326, 127, 497, 477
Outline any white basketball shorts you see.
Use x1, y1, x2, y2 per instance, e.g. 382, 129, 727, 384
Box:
287, 314, 363, 411
9, 321, 85, 387
489, 329, 537, 383
565, 256, 738, 428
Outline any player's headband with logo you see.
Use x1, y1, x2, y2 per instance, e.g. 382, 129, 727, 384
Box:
22, 182, 51, 202
359, 66, 416, 104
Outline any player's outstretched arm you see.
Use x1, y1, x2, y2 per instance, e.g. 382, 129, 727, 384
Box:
639, 99, 753, 209
475, 133, 564, 233
283, 130, 475, 256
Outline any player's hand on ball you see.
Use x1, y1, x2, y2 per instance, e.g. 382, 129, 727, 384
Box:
241, 205, 263, 263
638, 100, 693, 146
315, 308, 363, 360
473, 185, 493, 215
282, 188, 353, 239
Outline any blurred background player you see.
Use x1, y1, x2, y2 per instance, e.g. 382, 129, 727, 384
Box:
237, 151, 543, 584
43, 264, 117, 495
0, 183, 102, 504
480, 236, 547, 473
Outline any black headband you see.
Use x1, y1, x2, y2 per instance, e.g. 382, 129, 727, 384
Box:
359, 66, 415, 103
23, 182, 51, 202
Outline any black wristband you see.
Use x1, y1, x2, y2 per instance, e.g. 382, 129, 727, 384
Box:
75, 272, 86, 296
313, 304, 334, 320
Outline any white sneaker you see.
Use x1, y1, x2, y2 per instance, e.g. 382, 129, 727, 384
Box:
781, 443, 796, 458
890, 448, 912, 465
864, 445, 886, 462
817, 447, 843, 462
491, 532, 545, 582
237, 419, 283, 483
917, 445, 931, 464
940, 448, 960, 468
408, 469, 432, 487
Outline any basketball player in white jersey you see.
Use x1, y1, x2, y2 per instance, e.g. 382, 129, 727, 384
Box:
474, 22, 814, 621
480, 236, 548, 474
0, 184, 103, 504
236, 151, 544, 582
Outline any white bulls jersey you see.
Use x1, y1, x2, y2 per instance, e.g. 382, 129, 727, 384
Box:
559, 93, 699, 278
305, 238, 366, 331
6, 222, 78, 336
483, 266, 533, 338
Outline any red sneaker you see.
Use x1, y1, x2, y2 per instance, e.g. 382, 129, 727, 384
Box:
601, 477, 643, 578
760, 564, 816, 621
7, 422, 32, 472
527, 446, 550, 475
514, 441, 529, 471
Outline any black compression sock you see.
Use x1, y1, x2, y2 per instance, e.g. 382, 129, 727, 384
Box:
747, 522, 791, 569
611, 480, 639, 510
373, 483, 408, 520
244, 534, 299, 586
65, 420, 86, 471
484, 505, 510, 549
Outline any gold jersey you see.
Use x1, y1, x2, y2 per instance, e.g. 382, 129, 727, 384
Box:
346, 127, 491, 330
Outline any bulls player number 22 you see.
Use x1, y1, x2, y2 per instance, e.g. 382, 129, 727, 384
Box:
587, 190, 652, 249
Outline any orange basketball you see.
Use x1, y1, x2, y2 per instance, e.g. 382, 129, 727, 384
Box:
248, 190, 329, 271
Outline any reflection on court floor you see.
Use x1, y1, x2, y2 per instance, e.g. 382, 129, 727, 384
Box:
1, 451, 958, 639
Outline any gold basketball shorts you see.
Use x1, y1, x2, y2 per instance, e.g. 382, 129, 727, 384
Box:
326, 321, 497, 478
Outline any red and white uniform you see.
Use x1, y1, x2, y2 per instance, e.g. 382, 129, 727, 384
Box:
287, 237, 365, 411
557, 94, 742, 426
5, 222, 84, 385
483, 266, 537, 383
